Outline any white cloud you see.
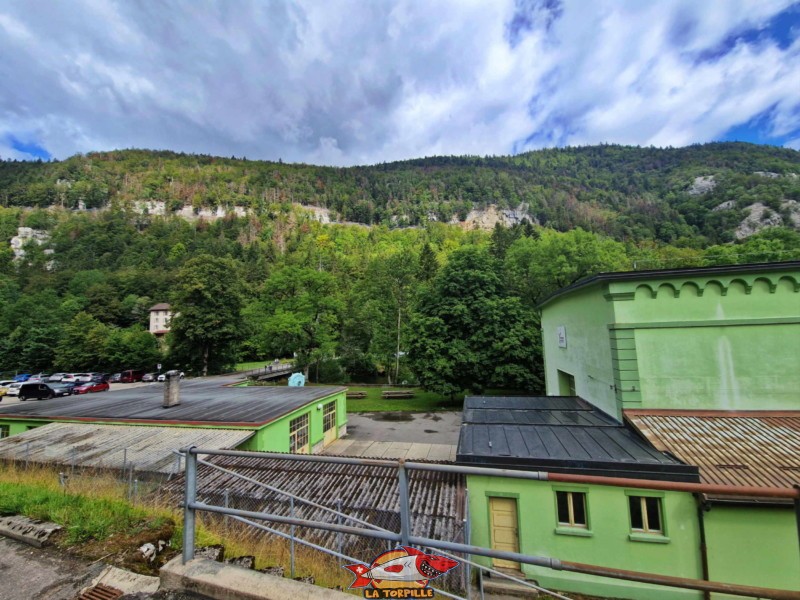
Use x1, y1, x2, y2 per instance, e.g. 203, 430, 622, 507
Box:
0, 0, 798, 165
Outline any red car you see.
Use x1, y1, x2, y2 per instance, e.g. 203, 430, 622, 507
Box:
73, 381, 110, 394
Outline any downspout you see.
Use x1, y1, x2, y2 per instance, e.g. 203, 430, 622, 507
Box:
695, 493, 711, 600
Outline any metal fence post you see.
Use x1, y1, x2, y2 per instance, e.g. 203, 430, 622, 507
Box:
133, 478, 139, 503
397, 460, 411, 546
182, 447, 197, 564
290, 496, 296, 578
223, 488, 230, 534
465, 493, 472, 599
336, 498, 343, 562
122, 448, 127, 478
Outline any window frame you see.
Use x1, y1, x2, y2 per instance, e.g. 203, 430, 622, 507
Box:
289, 413, 310, 454
625, 490, 670, 543
322, 400, 336, 433
0, 425, 8, 439
552, 485, 592, 537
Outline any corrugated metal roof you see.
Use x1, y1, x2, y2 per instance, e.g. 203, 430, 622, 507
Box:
158, 454, 466, 570
458, 396, 699, 482
0, 380, 345, 426
0, 423, 253, 474
625, 410, 800, 491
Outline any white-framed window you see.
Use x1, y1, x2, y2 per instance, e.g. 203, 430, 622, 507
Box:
289, 413, 310, 454
323, 401, 336, 432
0, 425, 8, 439
556, 490, 588, 528
629, 495, 663, 534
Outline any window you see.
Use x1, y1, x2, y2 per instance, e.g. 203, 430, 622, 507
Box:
629, 495, 663, 534
0, 425, 8, 439
289, 413, 309, 454
323, 401, 336, 432
557, 370, 576, 396
556, 491, 587, 528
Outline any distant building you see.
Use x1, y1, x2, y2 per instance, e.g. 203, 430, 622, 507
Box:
149, 302, 173, 336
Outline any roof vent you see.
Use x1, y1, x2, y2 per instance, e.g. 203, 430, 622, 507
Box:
163, 371, 181, 408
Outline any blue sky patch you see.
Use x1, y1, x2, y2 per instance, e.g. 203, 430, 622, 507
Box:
6, 135, 51, 160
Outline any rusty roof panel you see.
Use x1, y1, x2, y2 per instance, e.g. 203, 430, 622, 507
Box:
0, 423, 252, 474
624, 411, 800, 491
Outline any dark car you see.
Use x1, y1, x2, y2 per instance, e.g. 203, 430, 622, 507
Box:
109, 373, 122, 383
56, 381, 80, 393
142, 372, 157, 382
73, 381, 110, 394
19, 382, 70, 401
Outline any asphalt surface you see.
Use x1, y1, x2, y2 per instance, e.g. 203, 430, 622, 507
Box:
345, 411, 462, 444
0, 537, 210, 599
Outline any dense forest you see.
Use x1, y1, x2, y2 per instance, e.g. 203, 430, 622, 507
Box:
0, 143, 798, 391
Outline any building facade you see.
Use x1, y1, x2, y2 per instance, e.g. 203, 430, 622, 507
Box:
149, 302, 173, 336
539, 262, 800, 418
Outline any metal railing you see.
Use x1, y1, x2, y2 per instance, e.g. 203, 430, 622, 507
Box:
179, 447, 800, 600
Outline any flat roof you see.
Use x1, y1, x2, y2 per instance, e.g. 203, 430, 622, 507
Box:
625, 410, 800, 494
457, 396, 699, 482
538, 260, 800, 308
0, 422, 253, 474
0, 378, 345, 427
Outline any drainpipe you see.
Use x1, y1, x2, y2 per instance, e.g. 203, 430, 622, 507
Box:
695, 493, 711, 600
795, 486, 800, 563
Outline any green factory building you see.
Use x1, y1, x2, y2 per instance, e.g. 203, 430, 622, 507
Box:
460, 261, 800, 599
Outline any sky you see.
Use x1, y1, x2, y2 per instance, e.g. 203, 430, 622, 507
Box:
0, 0, 799, 165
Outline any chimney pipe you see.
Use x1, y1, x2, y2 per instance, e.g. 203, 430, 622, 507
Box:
163, 370, 181, 408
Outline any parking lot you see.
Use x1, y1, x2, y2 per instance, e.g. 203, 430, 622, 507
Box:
0, 381, 152, 407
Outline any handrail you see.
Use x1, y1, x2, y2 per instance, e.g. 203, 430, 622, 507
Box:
180, 447, 800, 600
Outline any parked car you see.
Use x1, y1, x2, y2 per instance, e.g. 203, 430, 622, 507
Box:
0, 385, 7, 398
120, 369, 145, 383
109, 373, 122, 383
48, 383, 74, 396
27, 373, 51, 383
157, 372, 184, 382
142, 372, 157, 382
48, 373, 68, 382
13, 373, 31, 382
73, 381, 110, 394
56, 381, 80, 393
60, 373, 78, 383
19, 382, 70, 401
5, 382, 21, 396
0, 380, 16, 388
74, 373, 94, 383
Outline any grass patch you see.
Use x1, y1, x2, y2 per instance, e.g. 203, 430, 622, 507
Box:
345, 386, 463, 412
235, 360, 272, 371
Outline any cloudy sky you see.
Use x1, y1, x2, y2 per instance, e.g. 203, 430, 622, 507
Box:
1, 0, 799, 165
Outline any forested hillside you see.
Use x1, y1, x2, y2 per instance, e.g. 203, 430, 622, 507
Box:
1, 142, 798, 244
1, 142, 799, 389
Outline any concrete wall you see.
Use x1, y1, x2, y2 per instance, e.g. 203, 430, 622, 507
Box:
467, 475, 703, 600
703, 504, 800, 599
541, 267, 800, 413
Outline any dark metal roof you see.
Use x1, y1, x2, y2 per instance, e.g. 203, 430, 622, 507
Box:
625, 410, 800, 491
0, 379, 345, 427
158, 454, 466, 579
149, 303, 171, 311
457, 396, 700, 482
538, 260, 800, 308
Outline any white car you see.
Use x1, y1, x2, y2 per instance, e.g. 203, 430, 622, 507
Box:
74, 373, 93, 383
60, 374, 78, 383
5, 382, 22, 396
48, 373, 67, 382
157, 372, 184, 382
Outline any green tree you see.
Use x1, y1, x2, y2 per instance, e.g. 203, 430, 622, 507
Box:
407, 246, 542, 397
169, 254, 245, 376
54, 312, 109, 371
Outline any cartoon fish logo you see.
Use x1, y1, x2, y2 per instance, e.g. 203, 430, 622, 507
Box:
344, 546, 459, 590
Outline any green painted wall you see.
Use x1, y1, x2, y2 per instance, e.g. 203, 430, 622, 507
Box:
238, 390, 347, 453
467, 475, 703, 600
541, 286, 620, 418
704, 504, 800, 598
541, 267, 800, 413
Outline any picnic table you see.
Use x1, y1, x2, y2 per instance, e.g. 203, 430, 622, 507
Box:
381, 390, 416, 399
346, 391, 368, 399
